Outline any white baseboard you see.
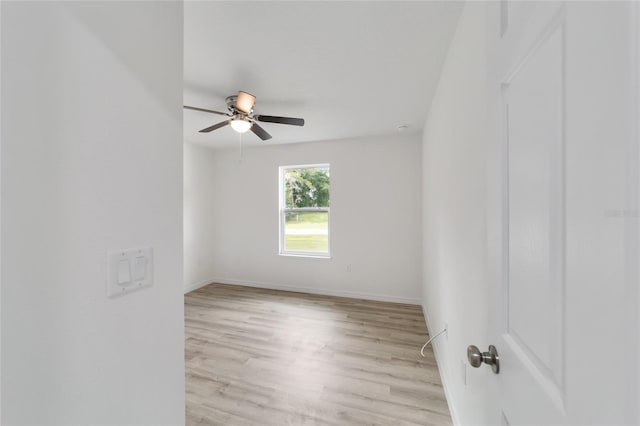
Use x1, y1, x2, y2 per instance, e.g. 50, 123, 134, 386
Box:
184, 278, 214, 294
199, 277, 421, 305
422, 303, 460, 426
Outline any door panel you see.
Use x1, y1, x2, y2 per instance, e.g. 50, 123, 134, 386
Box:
487, 1, 639, 424
506, 23, 563, 385
501, 15, 565, 425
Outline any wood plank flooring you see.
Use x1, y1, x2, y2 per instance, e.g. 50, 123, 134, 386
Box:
185, 283, 452, 426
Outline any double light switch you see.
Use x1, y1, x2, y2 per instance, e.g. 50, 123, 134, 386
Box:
108, 247, 153, 298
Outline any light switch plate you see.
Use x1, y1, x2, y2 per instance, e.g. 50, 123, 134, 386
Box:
107, 247, 153, 298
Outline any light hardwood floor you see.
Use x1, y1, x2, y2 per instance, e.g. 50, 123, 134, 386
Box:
185, 283, 452, 426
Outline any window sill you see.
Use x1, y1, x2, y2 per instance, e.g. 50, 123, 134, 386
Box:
279, 252, 331, 260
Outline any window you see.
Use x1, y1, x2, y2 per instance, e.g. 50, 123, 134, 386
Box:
279, 164, 330, 257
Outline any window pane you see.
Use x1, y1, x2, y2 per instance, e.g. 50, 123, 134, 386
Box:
284, 211, 328, 253
284, 167, 330, 209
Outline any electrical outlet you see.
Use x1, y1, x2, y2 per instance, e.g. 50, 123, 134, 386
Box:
346, 264, 352, 272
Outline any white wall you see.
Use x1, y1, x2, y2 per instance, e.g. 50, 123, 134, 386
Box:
1, 2, 184, 424
0, 2, 3, 419
184, 134, 423, 303
421, 2, 491, 425
184, 143, 219, 290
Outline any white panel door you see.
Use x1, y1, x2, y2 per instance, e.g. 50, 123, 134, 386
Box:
486, 2, 639, 425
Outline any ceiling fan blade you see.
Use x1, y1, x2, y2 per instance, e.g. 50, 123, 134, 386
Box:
184, 105, 230, 116
254, 115, 304, 126
199, 120, 230, 133
236, 91, 256, 114
250, 123, 272, 141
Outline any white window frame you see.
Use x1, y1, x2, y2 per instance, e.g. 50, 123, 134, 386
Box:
278, 163, 331, 258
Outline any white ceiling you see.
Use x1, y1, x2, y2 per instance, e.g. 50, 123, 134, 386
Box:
184, 1, 463, 149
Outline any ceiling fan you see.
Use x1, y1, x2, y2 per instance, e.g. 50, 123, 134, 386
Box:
184, 91, 305, 141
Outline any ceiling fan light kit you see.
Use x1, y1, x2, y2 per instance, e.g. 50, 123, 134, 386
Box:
230, 118, 252, 133
184, 90, 305, 141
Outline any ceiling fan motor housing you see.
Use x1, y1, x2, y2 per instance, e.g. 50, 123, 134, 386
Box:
225, 95, 239, 113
